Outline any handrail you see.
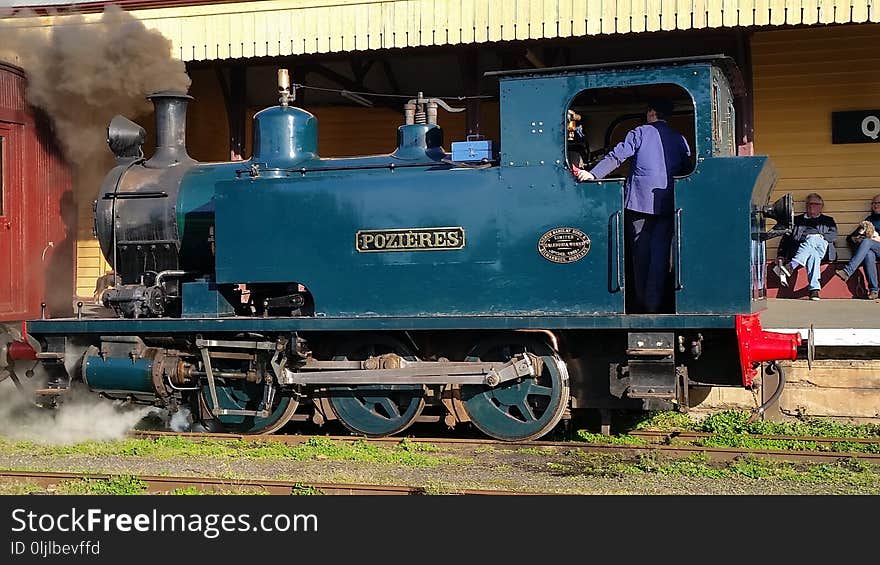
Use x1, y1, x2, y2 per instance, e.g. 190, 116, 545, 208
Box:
674, 208, 684, 290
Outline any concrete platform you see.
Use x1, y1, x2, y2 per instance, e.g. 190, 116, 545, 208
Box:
690, 359, 880, 423
759, 298, 880, 347
686, 298, 880, 423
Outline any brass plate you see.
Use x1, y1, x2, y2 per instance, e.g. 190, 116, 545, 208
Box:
538, 227, 591, 263
356, 227, 465, 253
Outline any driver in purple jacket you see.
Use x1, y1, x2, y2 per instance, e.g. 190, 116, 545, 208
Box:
572, 99, 691, 313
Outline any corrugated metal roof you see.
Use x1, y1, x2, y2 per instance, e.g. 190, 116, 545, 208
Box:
5, 0, 878, 61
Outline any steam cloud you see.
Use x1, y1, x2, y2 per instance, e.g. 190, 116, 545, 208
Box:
0, 5, 190, 169
0, 376, 155, 445
0, 7, 190, 441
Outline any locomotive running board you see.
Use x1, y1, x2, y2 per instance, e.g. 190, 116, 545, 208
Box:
280, 354, 537, 386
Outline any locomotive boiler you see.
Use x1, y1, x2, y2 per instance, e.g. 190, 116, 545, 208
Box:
10, 56, 801, 441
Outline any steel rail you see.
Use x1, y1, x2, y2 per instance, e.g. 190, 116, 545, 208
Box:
0, 470, 530, 496
131, 431, 880, 465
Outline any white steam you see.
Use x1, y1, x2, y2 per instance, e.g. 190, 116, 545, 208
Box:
169, 407, 193, 432
0, 377, 157, 445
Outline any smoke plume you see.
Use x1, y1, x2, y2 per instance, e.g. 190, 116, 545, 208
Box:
0, 5, 190, 168
0, 376, 155, 445
0, 8, 192, 443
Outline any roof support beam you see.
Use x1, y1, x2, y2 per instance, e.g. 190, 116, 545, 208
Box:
215, 64, 246, 161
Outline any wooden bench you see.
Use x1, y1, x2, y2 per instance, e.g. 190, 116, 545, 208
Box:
766, 260, 878, 299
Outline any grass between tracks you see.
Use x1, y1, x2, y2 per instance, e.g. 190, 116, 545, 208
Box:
576, 410, 880, 454
0, 476, 277, 495
549, 452, 880, 490
0, 436, 451, 467
1, 409, 879, 493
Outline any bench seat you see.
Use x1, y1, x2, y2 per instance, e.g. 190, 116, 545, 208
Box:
766, 260, 877, 299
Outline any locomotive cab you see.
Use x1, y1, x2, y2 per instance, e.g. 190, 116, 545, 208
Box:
492, 55, 779, 316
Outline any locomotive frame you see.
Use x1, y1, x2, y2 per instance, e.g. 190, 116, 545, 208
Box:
10, 55, 801, 441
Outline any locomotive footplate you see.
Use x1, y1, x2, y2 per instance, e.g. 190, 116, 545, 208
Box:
610, 333, 679, 402
281, 354, 537, 386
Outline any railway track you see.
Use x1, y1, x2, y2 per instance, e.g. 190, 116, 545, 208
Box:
629, 429, 880, 448
0, 470, 530, 495
132, 430, 880, 465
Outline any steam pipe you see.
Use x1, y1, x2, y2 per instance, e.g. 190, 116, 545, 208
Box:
191, 371, 249, 379
109, 158, 143, 286
165, 376, 199, 391
155, 270, 192, 288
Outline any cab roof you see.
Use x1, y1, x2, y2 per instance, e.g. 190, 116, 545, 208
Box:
485, 55, 745, 96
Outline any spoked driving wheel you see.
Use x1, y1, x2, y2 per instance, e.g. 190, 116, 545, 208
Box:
327, 334, 425, 437
461, 335, 569, 441
199, 382, 298, 435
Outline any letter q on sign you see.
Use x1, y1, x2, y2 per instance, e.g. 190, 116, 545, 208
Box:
831, 110, 880, 144
862, 115, 880, 140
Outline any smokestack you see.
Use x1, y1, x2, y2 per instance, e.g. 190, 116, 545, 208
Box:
145, 91, 195, 168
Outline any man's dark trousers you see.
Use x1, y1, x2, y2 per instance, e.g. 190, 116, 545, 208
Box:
625, 210, 673, 313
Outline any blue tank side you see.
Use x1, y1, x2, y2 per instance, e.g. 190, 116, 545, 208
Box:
214, 159, 622, 317
177, 109, 450, 278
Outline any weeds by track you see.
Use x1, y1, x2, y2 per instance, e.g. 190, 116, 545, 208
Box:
630, 429, 880, 448
131, 430, 880, 465
0, 469, 531, 495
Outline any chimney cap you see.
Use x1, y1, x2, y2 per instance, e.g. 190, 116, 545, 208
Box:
146, 90, 192, 100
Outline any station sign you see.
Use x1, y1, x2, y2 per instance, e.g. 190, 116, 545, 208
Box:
831, 110, 880, 144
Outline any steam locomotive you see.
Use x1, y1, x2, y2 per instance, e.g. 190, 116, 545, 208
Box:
8, 56, 801, 441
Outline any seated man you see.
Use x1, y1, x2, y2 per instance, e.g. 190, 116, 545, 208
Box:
834, 194, 880, 300
773, 193, 838, 301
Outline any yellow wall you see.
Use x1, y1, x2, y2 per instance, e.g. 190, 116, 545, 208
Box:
74, 170, 112, 298
74, 240, 107, 298
187, 67, 231, 163
753, 23, 880, 261
14, 1, 873, 63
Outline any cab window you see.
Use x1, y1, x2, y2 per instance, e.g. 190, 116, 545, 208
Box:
565, 84, 695, 178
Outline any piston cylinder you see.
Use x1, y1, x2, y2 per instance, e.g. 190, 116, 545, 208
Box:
82, 354, 156, 394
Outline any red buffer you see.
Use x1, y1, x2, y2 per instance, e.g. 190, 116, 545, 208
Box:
735, 314, 800, 387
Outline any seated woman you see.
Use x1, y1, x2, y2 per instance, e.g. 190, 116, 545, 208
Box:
835, 195, 880, 300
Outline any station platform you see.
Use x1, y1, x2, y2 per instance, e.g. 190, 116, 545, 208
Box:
759, 297, 880, 348
694, 298, 880, 423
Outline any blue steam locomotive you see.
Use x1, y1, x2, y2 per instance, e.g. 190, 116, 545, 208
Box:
12, 56, 801, 441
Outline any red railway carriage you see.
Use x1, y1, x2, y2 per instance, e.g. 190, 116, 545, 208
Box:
0, 60, 72, 325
